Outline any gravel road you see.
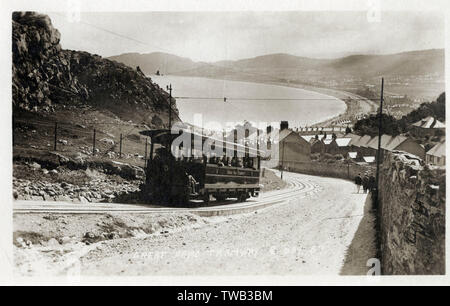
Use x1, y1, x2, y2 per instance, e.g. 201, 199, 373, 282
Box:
71, 171, 377, 276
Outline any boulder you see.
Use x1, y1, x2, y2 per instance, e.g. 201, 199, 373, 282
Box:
100, 138, 115, 145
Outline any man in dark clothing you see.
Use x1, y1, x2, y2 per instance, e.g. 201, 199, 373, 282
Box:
362, 174, 369, 193
369, 174, 376, 193
354, 173, 362, 193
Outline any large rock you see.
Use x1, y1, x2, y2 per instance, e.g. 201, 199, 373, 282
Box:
12, 12, 179, 127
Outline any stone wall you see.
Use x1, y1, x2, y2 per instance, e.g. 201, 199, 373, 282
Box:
378, 151, 445, 274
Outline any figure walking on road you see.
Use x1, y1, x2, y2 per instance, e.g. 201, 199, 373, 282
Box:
362, 173, 369, 193
369, 174, 376, 193
354, 173, 362, 193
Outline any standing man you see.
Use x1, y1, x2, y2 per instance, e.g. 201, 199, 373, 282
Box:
362, 173, 369, 193
369, 173, 376, 193
354, 173, 362, 193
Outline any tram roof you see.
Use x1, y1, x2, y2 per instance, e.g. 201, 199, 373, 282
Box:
140, 129, 263, 155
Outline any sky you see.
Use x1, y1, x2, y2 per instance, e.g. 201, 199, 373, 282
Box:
46, 11, 445, 62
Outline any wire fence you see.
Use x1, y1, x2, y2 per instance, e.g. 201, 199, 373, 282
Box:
13, 118, 152, 168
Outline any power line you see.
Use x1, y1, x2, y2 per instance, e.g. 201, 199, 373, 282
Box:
173, 96, 398, 101
52, 13, 172, 54
48, 14, 389, 121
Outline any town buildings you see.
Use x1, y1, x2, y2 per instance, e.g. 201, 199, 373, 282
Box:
411, 116, 445, 137
426, 142, 445, 166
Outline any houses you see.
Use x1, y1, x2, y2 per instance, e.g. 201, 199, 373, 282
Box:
383, 135, 425, 160
345, 133, 425, 162
275, 129, 311, 168
269, 121, 431, 168
411, 116, 445, 137
349, 134, 372, 156
326, 136, 352, 156
310, 137, 325, 155
426, 142, 445, 166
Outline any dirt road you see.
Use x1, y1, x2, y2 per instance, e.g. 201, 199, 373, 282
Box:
14, 171, 376, 276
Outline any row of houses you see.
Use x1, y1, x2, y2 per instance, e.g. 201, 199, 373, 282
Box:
342, 133, 426, 162
411, 116, 445, 137
276, 128, 445, 167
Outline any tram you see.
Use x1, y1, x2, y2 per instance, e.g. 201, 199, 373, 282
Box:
139, 128, 262, 205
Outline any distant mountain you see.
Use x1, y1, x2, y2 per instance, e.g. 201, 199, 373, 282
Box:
108, 52, 206, 76
108, 49, 445, 84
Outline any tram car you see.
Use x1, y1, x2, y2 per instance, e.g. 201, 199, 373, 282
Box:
139, 129, 262, 205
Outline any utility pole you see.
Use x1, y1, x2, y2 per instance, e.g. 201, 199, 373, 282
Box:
144, 137, 148, 168
281, 140, 285, 180
167, 84, 172, 129
54, 122, 57, 151
375, 78, 384, 205
119, 133, 123, 158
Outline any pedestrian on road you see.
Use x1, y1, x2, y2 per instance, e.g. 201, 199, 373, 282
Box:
362, 173, 369, 193
369, 174, 376, 193
354, 173, 362, 193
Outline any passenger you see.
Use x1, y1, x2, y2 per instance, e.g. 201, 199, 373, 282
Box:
220, 156, 228, 166
231, 156, 238, 167
209, 155, 217, 164
236, 157, 243, 168
245, 158, 254, 169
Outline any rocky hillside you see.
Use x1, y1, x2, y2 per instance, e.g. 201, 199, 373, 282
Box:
12, 12, 178, 127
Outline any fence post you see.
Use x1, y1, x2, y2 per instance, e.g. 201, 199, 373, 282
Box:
119, 133, 123, 158
144, 137, 148, 168
92, 129, 96, 156
54, 122, 57, 151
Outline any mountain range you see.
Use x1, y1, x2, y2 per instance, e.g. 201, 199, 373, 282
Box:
108, 49, 445, 84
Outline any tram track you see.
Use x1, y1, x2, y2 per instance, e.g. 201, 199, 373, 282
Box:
13, 171, 322, 216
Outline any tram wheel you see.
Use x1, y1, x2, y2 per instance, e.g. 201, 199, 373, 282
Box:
214, 194, 226, 202
238, 192, 249, 202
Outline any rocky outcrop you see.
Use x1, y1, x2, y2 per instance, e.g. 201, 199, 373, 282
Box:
378, 151, 445, 274
13, 176, 140, 203
12, 12, 178, 127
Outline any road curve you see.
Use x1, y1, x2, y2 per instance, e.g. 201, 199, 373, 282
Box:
14, 171, 377, 276
13, 170, 321, 216
75, 171, 376, 275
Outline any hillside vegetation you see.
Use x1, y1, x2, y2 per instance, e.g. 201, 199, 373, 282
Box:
353, 92, 445, 151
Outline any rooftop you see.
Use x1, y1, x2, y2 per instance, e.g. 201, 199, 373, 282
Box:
384, 135, 408, 151
335, 137, 352, 147
426, 142, 445, 157
367, 134, 393, 150
412, 116, 445, 129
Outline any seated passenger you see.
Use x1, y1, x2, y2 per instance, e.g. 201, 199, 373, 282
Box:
220, 156, 228, 166
209, 155, 217, 164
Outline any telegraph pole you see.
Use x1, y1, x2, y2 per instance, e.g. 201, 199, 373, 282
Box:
167, 84, 172, 129
375, 78, 384, 204
280, 140, 285, 180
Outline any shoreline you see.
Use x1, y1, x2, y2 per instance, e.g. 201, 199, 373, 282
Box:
163, 74, 378, 128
